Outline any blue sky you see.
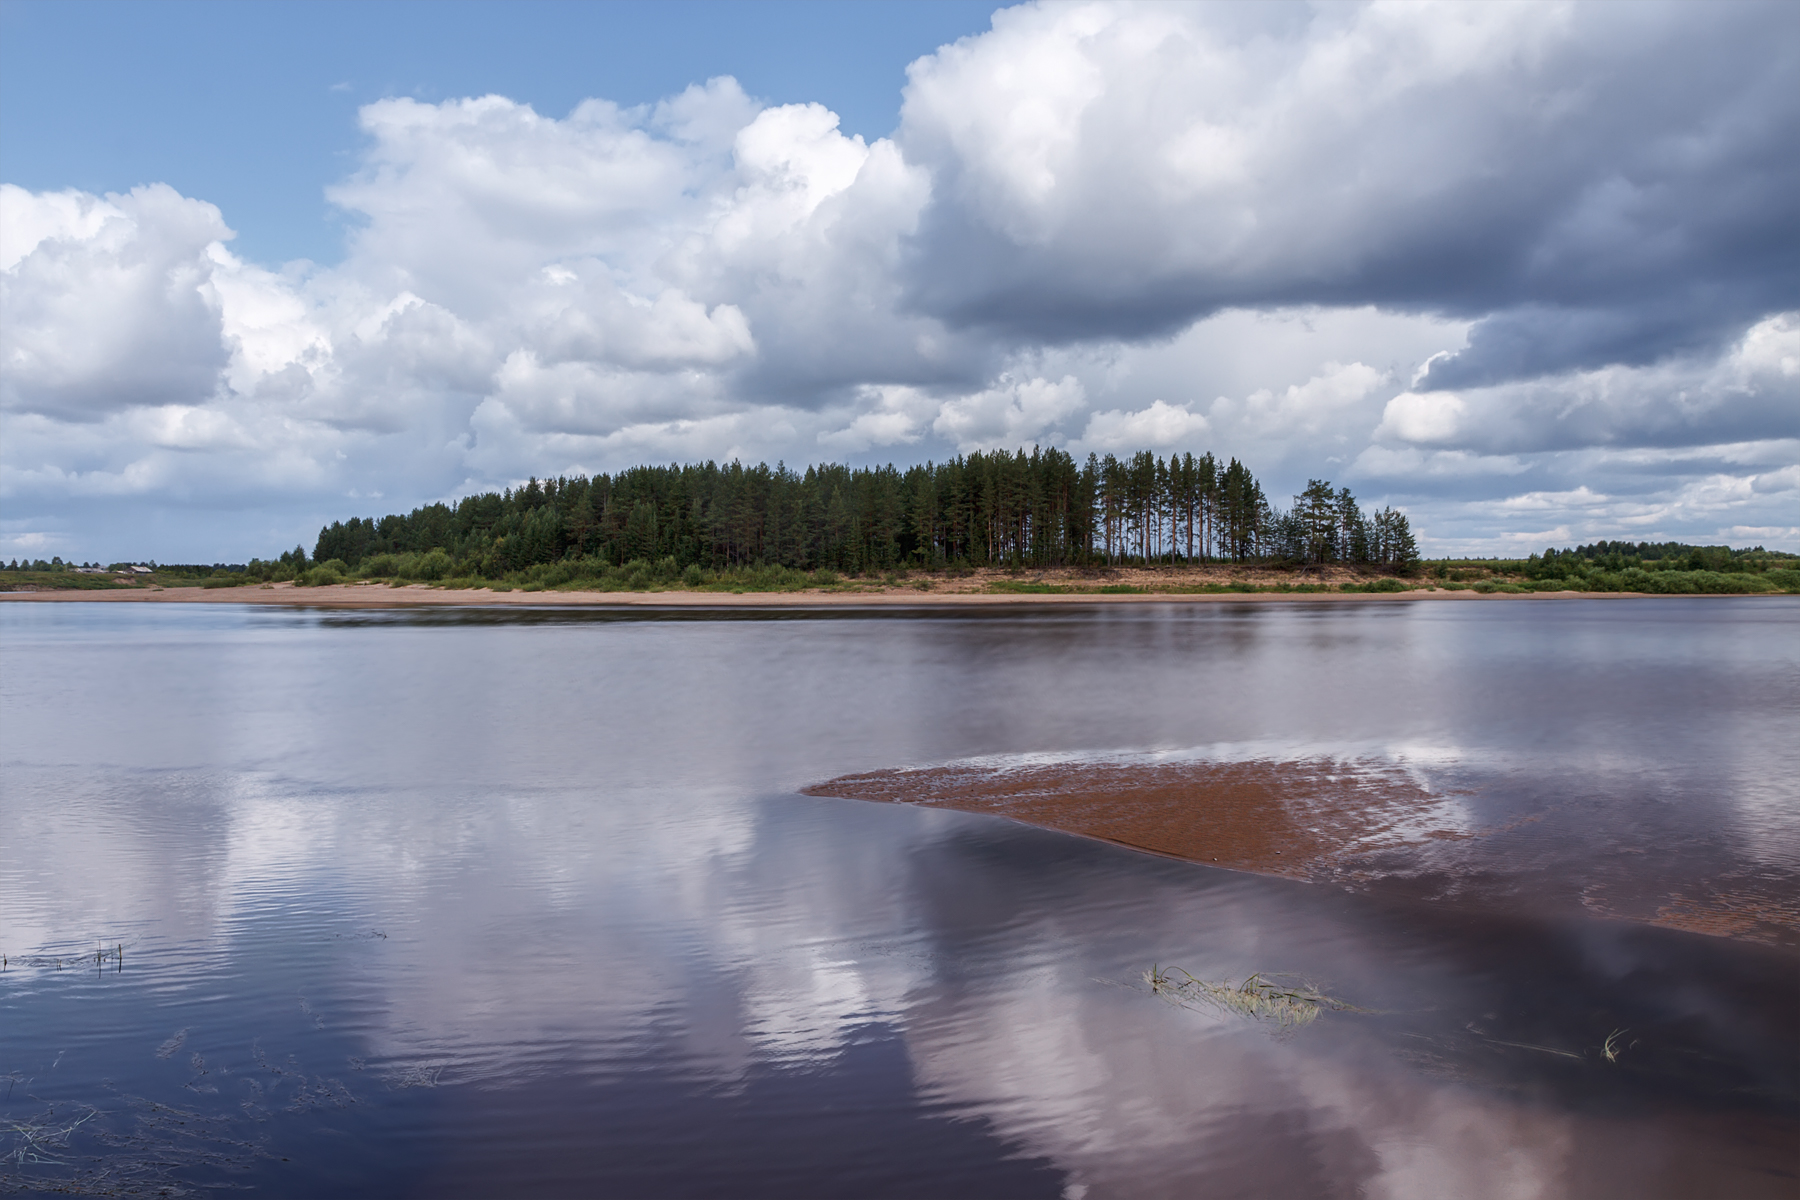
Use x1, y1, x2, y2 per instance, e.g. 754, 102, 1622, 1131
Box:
2, 1, 1796, 563
0, 0, 998, 266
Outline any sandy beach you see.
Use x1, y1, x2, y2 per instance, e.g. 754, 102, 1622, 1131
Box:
0, 578, 1606, 607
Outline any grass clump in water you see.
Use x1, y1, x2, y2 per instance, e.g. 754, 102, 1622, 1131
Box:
1145, 965, 1359, 1028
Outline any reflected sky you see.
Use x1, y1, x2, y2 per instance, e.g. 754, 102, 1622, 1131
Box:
2, 600, 1796, 1197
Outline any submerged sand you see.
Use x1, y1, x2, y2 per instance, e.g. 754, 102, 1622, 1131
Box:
804, 759, 1800, 947
803, 758, 1466, 881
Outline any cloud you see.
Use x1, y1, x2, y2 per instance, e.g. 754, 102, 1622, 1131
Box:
1214, 362, 1386, 441
1, 184, 233, 420
3, 2, 1798, 558
1076, 399, 1208, 453
816, 385, 936, 454
1351, 445, 1529, 482
1376, 391, 1468, 446
932, 375, 1086, 451
1376, 313, 1800, 454
896, 2, 1800, 379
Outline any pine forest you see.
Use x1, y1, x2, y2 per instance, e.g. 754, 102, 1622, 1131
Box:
301, 448, 1418, 580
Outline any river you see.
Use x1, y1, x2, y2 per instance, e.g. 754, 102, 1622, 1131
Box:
2, 598, 1796, 1197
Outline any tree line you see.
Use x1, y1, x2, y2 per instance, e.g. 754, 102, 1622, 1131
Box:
1525, 540, 1796, 581
0, 559, 240, 575
299, 448, 1418, 578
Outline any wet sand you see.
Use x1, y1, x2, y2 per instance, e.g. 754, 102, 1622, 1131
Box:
804, 759, 1800, 946
804, 759, 1469, 881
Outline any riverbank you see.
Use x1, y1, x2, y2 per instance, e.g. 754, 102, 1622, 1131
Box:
0, 581, 1628, 606
10, 558, 1793, 600
0, 575, 1727, 607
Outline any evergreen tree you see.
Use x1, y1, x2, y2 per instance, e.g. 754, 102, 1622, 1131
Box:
287, 445, 1435, 577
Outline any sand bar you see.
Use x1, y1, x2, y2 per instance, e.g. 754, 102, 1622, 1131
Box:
805, 759, 1800, 946
805, 759, 1465, 881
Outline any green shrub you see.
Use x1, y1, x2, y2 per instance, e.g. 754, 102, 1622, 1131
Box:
703, 563, 813, 592
536, 562, 575, 587
414, 550, 453, 581
1581, 568, 1775, 594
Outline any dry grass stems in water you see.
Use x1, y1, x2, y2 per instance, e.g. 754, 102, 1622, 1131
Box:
3, 941, 128, 974
1145, 965, 1361, 1030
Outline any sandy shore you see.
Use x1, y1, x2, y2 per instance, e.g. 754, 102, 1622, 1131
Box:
0, 579, 1610, 607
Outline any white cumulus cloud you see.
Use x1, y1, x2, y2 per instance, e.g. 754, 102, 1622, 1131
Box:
1076, 399, 1209, 453
932, 375, 1086, 452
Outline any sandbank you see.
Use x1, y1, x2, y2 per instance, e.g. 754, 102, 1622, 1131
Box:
806, 759, 1462, 882
805, 759, 1799, 947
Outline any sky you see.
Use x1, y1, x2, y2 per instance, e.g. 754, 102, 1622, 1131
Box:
2, 0, 1796, 564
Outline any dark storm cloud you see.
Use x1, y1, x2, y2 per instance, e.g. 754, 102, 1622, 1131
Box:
1418, 298, 1773, 393
895, 1, 1800, 385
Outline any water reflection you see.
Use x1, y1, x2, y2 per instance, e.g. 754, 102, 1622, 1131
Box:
2, 600, 1796, 1197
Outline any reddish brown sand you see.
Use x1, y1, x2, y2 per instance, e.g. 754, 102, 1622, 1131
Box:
1591, 883, 1800, 946
803, 759, 1469, 882
805, 759, 1800, 946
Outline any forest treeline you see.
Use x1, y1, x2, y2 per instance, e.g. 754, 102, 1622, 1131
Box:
1528, 541, 1795, 574
289, 448, 1417, 580
1502, 540, 1800, 593
7, 514, 1799, 596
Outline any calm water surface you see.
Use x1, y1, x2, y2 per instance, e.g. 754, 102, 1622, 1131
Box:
2, 599, 1797, 1198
